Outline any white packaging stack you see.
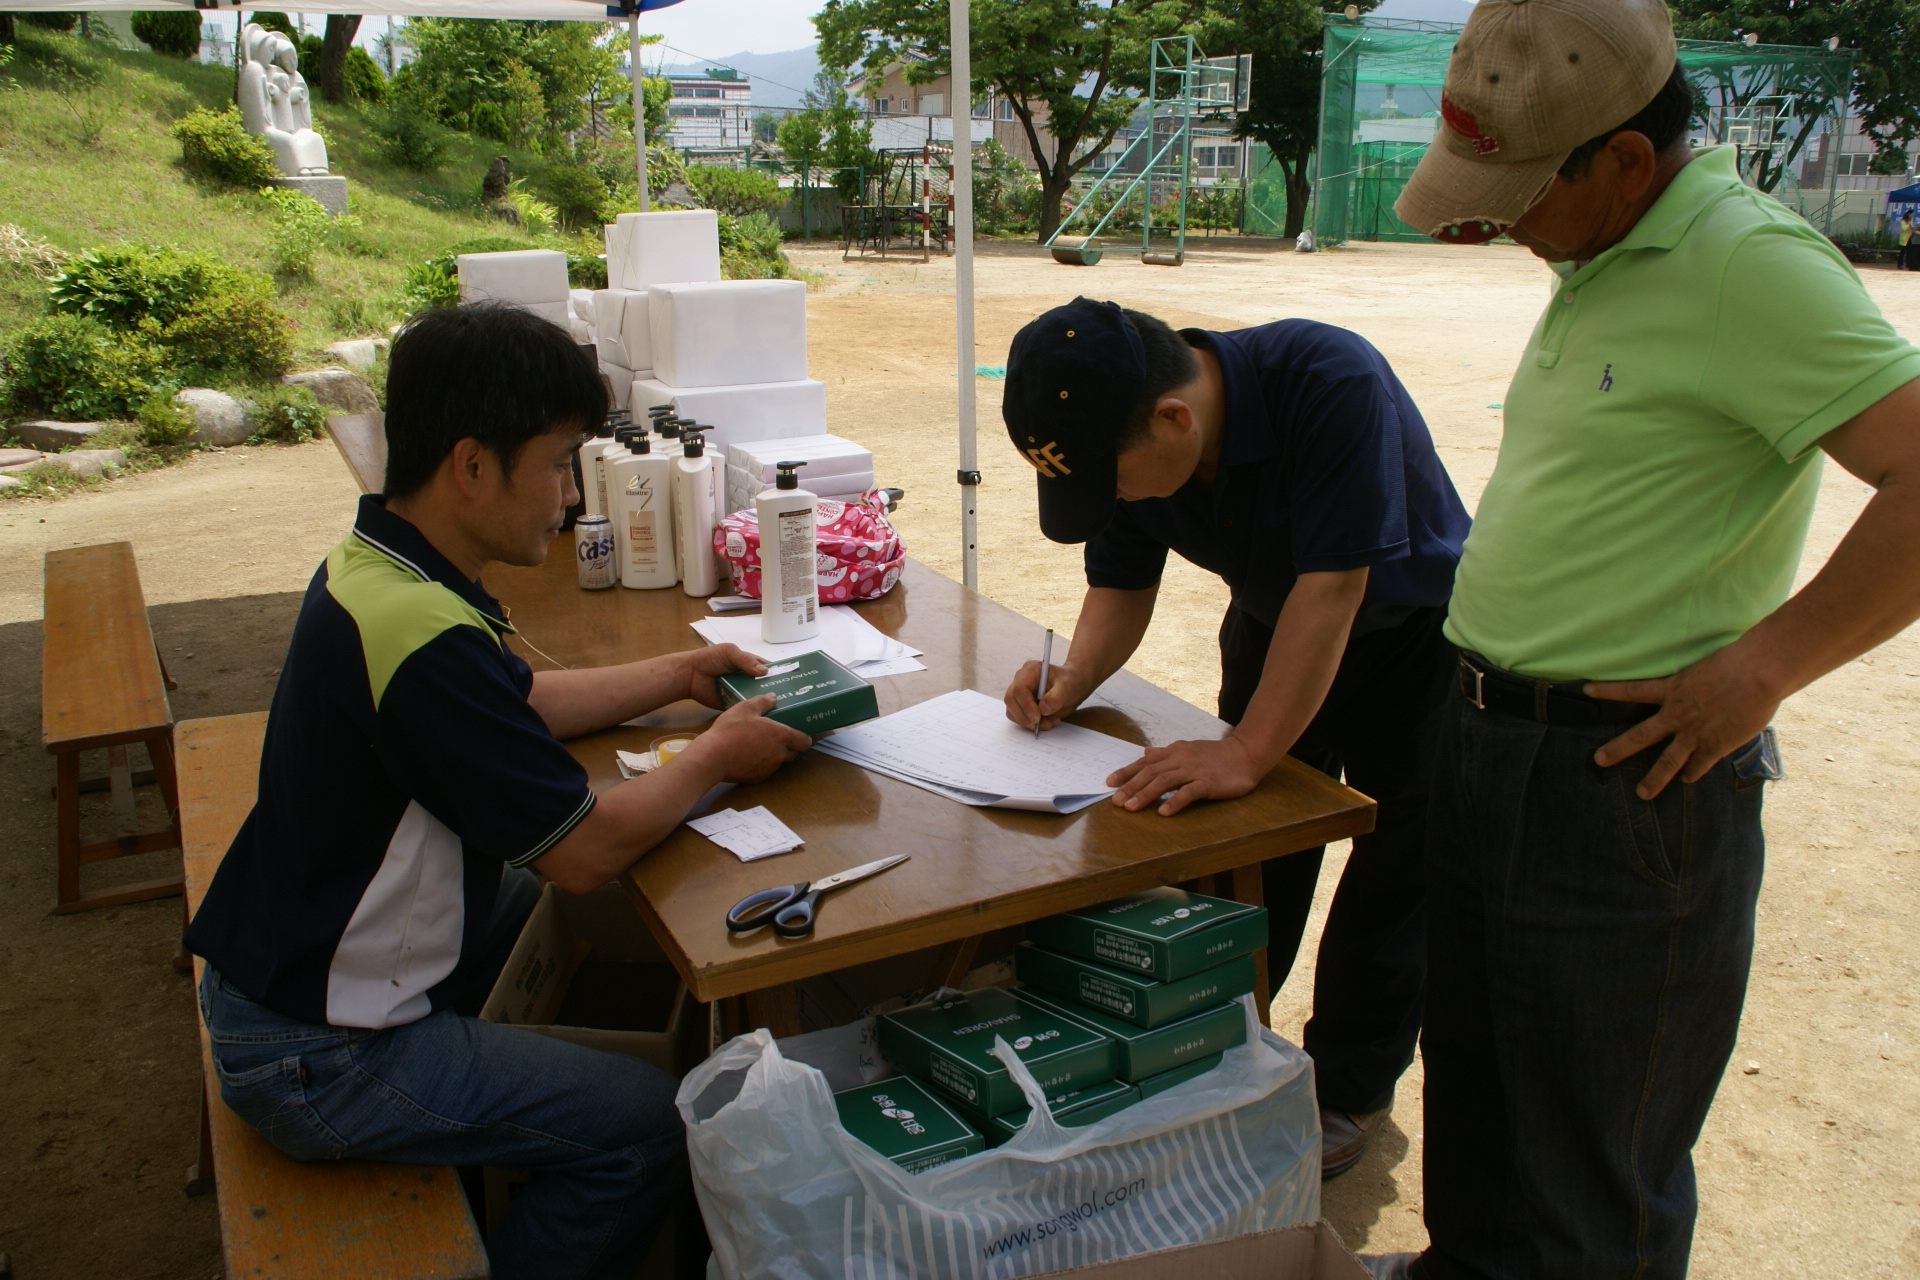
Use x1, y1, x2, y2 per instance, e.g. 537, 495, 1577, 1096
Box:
724, 434, 873, 513
604, 210, 722, 290
457, 249, 570, 329
628, 377, 825, 451
593, 288, 653, 374
648, 280, 807, 389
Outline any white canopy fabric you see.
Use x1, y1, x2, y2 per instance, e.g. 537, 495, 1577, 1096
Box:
9, 0, 982, 585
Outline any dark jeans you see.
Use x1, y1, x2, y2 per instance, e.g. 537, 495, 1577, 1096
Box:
198, 867, 688, 1280
1218, 603, 1453, 1115
1416, 679, 1771, 1280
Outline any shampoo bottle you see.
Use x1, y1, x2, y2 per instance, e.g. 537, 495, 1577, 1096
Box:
611, 433, 678, 589
673, 430, 721, 597
757, 461, 820, 644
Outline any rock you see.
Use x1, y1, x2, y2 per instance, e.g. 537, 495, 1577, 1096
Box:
175, 387, 253, 446
14, 420, 104, 451
51, 448, 127, 478
0, 447, 43, 468
322, 339, 381, 371
281, 367, 378, 416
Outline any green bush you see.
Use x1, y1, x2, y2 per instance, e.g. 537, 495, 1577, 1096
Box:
1, 314, 166, 420
373, 98, 447, 171
689, 165, 785, 218
134, 389, 196, 446
247, 383, 328, 444
130, 11, 202, 58
171, 106, 280, 188
543, 161, 607, 230
159, 292, 295, 381
48, 243, 265, 329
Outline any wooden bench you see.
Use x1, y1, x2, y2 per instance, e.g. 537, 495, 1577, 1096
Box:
326, 411, 386, 494
177, 713, 488, 1280
42, 542, 183, 913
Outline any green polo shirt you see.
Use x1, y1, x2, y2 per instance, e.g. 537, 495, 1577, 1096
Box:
1447, 146, 1920, 681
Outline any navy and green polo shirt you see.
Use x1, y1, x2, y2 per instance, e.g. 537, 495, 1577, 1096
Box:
1084, 320, 1471, 634
185, 496, 595, 1029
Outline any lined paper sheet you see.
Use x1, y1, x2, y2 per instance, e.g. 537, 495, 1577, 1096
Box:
811, 689, 1145, 813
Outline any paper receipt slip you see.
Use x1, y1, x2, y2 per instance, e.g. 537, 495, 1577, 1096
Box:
687, 806, 802, 861
811, 688, 1145, 812
715, 650, 879, 734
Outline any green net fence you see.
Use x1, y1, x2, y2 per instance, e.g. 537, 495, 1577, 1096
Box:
1297, 16, 1857, 247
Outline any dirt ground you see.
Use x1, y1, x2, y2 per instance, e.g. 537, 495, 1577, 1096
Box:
1, 236, 1915, 1278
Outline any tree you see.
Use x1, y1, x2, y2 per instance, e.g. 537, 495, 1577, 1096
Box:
817, 0, 1180, 241
1669, 0, 1920, 178
314, 14, 361, 102
130, 11, 203, 58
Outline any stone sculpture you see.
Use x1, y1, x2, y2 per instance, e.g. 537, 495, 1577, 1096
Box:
237, 23, 329, 176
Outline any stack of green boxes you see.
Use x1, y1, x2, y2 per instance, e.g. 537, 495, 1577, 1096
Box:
834, 888, 1268, 1171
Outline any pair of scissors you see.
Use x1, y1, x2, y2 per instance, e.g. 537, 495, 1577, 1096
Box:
725, 855, 910, 939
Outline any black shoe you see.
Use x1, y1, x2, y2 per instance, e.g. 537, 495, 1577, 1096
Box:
1321, 1106, 1387, 1179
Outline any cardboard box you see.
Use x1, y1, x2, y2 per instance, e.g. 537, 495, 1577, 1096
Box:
628, 378, 827, 453
1016, 942, 1258, 1029
982, 1078, 1141, 1144
715, 650, 879, 735
1135, 1051, 1225, 1098
833, 1076, 984, 1173
1017, 987, 1247, 1083
592, 286, 653, 372
1033, 1220, 1370, 1280
878, 988, 1116, 1117
648, 280, 808, 388
1025, 888, 1269, 982
456, 248, 569, 305
606, 210, 722, 291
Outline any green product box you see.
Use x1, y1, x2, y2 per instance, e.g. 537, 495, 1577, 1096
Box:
833, 1076, 984, 1174
1017, 987, 1247, 1083
1135, 1052, 1226, 1099
1024, 887, 1268, 982
1015, 941, 1258, 1029
876, 988, 1116, 1117
986, 1078, 1141, 1144
715, 649, 878, 735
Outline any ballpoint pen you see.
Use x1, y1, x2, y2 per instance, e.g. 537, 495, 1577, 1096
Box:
1034, 628, 1054, 738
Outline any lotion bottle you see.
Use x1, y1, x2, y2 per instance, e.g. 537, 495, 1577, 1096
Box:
611, 432, 678, 589
673, 429, 721, 597
757, 461, 819, 644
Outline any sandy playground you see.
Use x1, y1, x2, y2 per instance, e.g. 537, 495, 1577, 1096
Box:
0, 237, 1915, 1278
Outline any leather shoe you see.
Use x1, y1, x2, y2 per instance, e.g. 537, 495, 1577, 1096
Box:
1321, 1106, 1387, 1179
1358, 1251, 1421, 1279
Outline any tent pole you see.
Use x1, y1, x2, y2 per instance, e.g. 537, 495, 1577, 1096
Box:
630, 11, 649, 212
949, 0, 977, 591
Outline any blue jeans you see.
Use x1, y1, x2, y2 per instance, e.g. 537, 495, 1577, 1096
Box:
197, 868, 687, 1280
1416, 681, 1771, 1280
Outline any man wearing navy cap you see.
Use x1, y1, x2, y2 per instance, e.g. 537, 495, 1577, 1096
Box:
1001, 297, 1471, 1176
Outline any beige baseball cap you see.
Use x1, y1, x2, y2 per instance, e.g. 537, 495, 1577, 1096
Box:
1393, 0, 1677, 244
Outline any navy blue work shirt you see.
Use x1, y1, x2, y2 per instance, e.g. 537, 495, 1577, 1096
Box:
1084, 321, 1470, 634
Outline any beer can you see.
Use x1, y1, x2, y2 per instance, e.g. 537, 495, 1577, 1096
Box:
575, 513, 615, 590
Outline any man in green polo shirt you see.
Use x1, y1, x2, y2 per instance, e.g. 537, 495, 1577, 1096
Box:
1363, 0, 1920, 1277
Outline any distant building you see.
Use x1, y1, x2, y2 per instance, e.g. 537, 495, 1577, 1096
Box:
663, 69, 754, 156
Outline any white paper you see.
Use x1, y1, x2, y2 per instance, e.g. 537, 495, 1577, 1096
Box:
687, 805, 803, 861
810, 689, 1145, 813
690, 606, 923, 677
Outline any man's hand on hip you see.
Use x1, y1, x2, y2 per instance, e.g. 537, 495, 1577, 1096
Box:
1586, 647, 1781, 799
1107, 736, 1266, 816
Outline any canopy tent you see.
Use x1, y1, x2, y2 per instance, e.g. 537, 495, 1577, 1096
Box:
6, 0, 984, 587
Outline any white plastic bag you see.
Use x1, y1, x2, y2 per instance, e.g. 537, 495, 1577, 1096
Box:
677, 996, 1320, 1279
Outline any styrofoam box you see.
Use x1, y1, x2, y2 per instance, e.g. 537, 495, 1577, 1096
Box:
456, 249, 569, 305
628, 377, 825, 451
604, 210, 722, 291
592, 287, 651, 371
600, 363, 633, 411
725, 465, 873, 515
648, 280, 807, 389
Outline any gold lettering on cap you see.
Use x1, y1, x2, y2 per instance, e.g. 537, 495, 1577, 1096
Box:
1024, 443, 1072, 478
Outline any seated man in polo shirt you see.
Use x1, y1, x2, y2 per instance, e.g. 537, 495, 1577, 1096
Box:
1000, 298, 1471, 1177
185, 303, 809, 1280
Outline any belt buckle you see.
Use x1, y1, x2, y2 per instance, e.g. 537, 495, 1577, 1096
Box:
1461, 657, 1486, 710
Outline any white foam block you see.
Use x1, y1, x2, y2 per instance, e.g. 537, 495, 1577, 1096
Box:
456, 249, 569, 305
605, 211, 722, 291
626, 377, 825, 451
600, 363, 632, 410
648, 280, 807, 389
592, 288, 652, 371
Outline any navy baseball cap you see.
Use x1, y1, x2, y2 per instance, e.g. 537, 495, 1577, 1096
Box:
1003, 297, 1147, 544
